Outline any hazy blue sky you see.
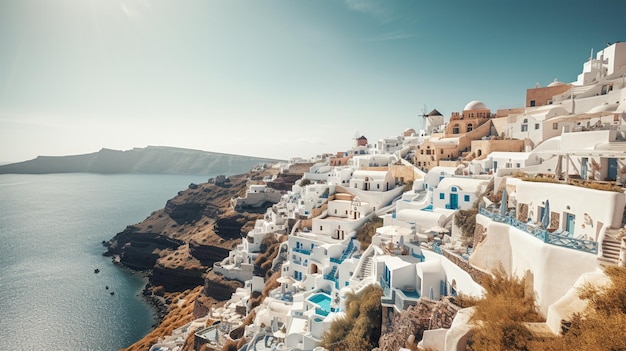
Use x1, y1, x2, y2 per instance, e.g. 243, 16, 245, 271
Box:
1, 0, 625, 162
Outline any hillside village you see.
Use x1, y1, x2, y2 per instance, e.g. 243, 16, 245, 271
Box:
146, 42, 626, 351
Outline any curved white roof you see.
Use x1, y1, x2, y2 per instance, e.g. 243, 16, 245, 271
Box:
464, 100, 488, 111
352, 170, 389, 180
437, 177, 490, 193
396, 209, 446, 229
587, 102, 619, 113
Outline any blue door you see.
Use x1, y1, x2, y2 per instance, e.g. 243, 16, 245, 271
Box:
608, 158, 618, 180
450, 193, 458, 209
581, 157, 588, 180
565, 213, 575, 234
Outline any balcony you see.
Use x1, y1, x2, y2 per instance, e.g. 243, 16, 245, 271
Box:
478, 207, 598, 254
293, 248, 311, 255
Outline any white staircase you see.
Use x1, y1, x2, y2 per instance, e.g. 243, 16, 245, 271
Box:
601, 236, 621, 264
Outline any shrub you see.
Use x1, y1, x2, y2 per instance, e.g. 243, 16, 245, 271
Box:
455, 208, 477, 240
468, 265, 542, 351
355, 215, 383, 250
320, 285, 382, 351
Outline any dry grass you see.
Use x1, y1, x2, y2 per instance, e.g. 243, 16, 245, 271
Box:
467, 265, 543, 351
515, 172, 624, 193
320, 285, 383, 351
355, 215, 383, 250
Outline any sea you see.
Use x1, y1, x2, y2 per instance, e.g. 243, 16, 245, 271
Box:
0, 173, 215, 351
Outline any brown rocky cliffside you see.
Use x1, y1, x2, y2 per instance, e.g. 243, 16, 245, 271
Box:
104, 169, 277, 290
379, 297, 462, 351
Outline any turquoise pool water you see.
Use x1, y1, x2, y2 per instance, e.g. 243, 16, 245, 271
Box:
308, 293, 332, 314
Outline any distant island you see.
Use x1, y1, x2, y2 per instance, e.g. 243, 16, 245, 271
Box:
0, 146, 283, 175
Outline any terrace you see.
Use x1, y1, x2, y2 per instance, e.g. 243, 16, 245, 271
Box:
478, 207, 598, 254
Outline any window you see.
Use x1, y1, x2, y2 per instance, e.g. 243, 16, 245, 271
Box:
464, 195, 470, 202
467, 123, 473, 132
441, 149, 444, 154
530, 100, 536, 107
535, 123, 540, 130
320, 226, 323, 231
553, 123, 558, 130
516, 163, 521, 168
452, 124, 460, 134
521, 124, 528, 132
439, 193, 445, 200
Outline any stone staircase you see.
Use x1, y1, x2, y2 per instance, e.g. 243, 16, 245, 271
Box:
601, 236, 621, 265
358, 256, 373, 279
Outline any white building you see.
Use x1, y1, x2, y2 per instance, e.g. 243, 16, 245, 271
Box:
432, 177, 490, 211
349, 169, 395, 192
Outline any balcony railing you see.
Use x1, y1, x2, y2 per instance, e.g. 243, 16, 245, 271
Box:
478, 207, 598, 254
379, 276, 391, 297
293, 248, 311, 255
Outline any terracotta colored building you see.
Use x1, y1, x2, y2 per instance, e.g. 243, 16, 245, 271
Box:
445, 101, 494, 137
525, 79, 572, 107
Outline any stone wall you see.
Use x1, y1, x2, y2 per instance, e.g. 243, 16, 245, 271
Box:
442, 248, 487, 284
378, 297, 462, 351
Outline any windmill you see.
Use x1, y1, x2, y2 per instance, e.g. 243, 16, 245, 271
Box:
418, 104, 428, 135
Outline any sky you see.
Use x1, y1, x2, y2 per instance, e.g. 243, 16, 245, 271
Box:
1, 0, 625, 162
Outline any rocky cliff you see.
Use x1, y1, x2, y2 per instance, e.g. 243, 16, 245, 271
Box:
379, 297, 462, 351
104, 169, 277, 289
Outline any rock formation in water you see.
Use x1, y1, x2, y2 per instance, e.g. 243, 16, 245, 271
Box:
0, 146, 281, 175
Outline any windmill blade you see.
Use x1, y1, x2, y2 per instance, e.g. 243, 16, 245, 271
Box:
420, 104, 428, 118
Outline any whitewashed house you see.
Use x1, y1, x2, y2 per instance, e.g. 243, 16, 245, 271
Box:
433, 177, 490, 210
349, 170, 395, 192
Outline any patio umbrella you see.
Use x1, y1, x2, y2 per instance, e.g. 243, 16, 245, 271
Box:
541, 200, 550, 229
500, 188, 508, 216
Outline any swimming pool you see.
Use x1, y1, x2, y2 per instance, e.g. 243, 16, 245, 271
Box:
307, 293, 332, 315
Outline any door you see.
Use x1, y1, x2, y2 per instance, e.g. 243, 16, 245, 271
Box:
581, 157, 588, 180
608, 158, 618, 180
450, 193, 458, 210
565, 213, 575, 234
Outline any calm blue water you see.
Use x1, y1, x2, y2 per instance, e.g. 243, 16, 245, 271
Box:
0, 173, 213, 351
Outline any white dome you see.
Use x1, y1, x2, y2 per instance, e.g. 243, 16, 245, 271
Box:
547, 78, 565, 87
463, 100, 487, 111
